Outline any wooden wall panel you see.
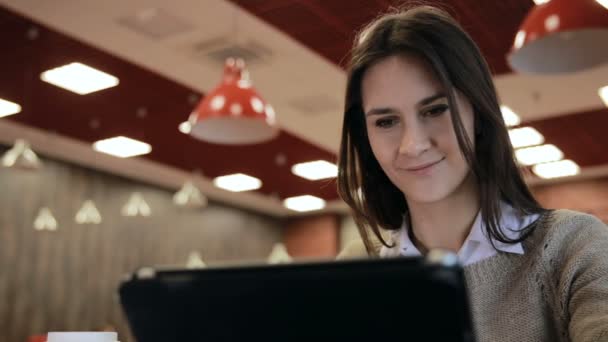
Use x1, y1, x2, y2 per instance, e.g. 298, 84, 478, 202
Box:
532, 177, 608, 223
284, 214, 339, 259
0, 148, 283, 342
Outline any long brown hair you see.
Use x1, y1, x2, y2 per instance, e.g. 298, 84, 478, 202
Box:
337, 5, 546, 255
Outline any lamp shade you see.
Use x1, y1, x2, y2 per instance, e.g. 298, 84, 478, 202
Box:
508, 0, 608, 74
189, 58, 278, 145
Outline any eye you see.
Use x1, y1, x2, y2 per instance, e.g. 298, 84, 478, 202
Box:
375, 116, 398, 128
423, 104, 449, 117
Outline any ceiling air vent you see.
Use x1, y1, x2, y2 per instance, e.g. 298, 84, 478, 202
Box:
117, 8, 193, 40
287, 94, 341, 116
189, 36, 272, 67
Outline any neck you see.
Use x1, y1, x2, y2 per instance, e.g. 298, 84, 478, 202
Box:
406, 173, 480, 253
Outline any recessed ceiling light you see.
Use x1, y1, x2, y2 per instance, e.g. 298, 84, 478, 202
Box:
213, 173, 262, 192
0, 98, 21, 118
283, 195, 326, 212
508, 127, 545, 148
597, 0, 608, 11
533, 0, 551, 5
501, 105, 521, 127
291, 160, 338, 180
533, 160, 580, 179
515, 144, 563, 166
599, 85, 608, 107
40, 62, 119, 95
92, 136, 151, 158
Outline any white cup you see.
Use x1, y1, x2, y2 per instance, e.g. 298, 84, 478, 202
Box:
47, 332, 118, 342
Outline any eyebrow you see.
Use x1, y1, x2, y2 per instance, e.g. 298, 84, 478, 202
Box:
365, 92, 447, 117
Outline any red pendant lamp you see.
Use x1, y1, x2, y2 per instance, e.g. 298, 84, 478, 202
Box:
188, 58, 278, 145
508, 0, 608, 74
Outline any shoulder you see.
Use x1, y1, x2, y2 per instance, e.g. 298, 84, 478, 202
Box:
535, 211, 608, 340
530, 209, 608, 263
540, 209, 607, 243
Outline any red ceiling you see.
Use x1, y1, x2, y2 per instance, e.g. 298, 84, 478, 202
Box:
0, 6, 338, 201
529, 108, 608, 167
228, 0, 533, 74
1, 2, 608, 206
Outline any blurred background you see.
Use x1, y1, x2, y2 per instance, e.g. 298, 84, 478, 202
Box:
1, 0, 607, 341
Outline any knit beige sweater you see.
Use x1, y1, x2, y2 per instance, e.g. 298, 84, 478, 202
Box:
337, 210, 608, 341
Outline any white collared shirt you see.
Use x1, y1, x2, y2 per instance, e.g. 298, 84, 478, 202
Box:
380, 202, 540, 266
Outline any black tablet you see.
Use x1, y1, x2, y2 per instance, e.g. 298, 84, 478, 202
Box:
119, 254, 475, 341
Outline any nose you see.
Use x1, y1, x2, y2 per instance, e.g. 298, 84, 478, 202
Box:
398, 123, 431, 157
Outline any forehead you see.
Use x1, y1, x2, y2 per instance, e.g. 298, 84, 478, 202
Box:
361, 54, 444, 111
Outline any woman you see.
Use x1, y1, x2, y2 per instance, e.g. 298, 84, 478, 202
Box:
337, 5, 608, 342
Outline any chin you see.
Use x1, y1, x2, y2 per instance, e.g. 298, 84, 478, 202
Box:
407, 192, 450, 204
401, 184, 454, 204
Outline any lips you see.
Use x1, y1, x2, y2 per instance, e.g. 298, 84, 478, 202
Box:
405, 157, 445, 171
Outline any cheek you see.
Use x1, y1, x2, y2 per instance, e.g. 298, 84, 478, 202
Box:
437, 122, 472, 172
367, 130, 393, 167
429, 119, 459, 153
434, 111, 475, 155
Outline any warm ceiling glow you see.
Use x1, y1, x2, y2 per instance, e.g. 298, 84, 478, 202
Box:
213, 173, 262, 192
291, 160, 338, 180
597, 0, 608, 10
92, 136, 152, 158
532, 160, 580, 179
533, 0, 551, 5
508, 127, 545, 148
0, 98, 21, 118
40, 62, 119, 95
501, 105, 521, 127
283, 195, 326, 212
599, 85, 608, 107
515, 144, 563, 166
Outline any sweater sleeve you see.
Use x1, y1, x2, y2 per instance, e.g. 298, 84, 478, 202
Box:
558, 214, 608, 342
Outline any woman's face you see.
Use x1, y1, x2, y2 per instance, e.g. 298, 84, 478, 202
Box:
361, 54, 476, 205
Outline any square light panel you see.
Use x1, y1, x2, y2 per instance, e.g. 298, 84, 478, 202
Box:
508, 127, 544, 148
501, 105, 521, 127
0, 98, 21, 118
599, 85, 608, 107
93, 136, 151, 158
515, 144, 563, 166
283, 195, 326, 212
213, 173, 262, 192
40, 62, 119, 95
291, 160, 338, 180
532, 160, 580, 179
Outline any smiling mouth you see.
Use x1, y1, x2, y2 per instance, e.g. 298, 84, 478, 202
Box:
405, 157, 445, 172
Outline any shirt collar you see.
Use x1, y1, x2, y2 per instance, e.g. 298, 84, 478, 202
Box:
397, 201, 539, 257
